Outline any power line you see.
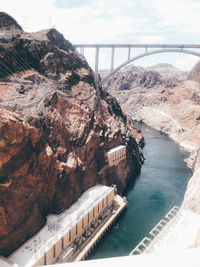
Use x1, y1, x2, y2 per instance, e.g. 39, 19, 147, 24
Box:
0, 52, 16, 76
0, 46, 25, 74
0, 52, 14, 76
0, 68, 12, 77
13, 46, 32, 70
33, 44, 49, 75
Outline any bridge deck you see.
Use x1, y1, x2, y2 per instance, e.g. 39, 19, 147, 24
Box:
74, 44, 200, 84
75, 44, 200, 48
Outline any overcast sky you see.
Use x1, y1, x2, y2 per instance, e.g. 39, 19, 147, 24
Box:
1, 0, 200, 71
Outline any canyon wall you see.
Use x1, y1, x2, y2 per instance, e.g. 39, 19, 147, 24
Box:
0, 12, 144, 256
104, 60, 200, 249
104, 62, 200, 151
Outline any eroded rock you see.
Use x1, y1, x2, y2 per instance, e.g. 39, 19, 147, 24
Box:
0, 13, 144, 256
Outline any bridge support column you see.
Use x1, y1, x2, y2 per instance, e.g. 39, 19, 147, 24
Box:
74, 44, 200, 85
128, 46, 131, 61
95, 46, 99, 84
80, 47, 84, 55
111, 46, 115, 72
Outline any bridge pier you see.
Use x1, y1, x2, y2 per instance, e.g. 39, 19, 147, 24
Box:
128, 46, 131, 61
95, 46, 99, 84
75, 44, 200, 85
111, 46, 115, 72
80, 47, 84, 55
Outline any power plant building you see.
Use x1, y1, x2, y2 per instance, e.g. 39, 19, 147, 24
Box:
8, 185, 116, 267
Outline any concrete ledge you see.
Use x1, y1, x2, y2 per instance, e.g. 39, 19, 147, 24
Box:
73, 195, 127, 261
39, 247, 200, 267
0, 256, 18, 267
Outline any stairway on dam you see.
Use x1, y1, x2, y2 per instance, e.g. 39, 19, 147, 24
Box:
130, 207, 200, 255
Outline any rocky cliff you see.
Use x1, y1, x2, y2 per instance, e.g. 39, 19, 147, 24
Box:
104, 63, 187, 92
104, 62, 199, 149
0, 13, 144, 256
146, 63, 188, 80
103, 59, 200, 250
187, 61, 200, 83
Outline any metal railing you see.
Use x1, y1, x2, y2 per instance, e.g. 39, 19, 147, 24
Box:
74, 44, 200, 84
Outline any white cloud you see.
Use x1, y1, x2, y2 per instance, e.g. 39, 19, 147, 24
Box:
1, 0, 200, 71
2, 0, 200, 43
1, 0, 147, 43
135, 34, 166, 43
173, 54, 199, 71
141, 0, 200, 37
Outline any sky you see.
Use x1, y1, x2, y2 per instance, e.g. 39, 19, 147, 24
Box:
1, 0, 200, 71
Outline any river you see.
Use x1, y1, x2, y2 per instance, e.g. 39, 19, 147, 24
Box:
88, 124, 192, 260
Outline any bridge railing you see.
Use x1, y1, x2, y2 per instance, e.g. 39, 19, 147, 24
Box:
74, 44, 200, 84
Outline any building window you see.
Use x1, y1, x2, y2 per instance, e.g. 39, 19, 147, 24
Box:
88, 213, 90, 223
93, 207, 95, 218
76, 224, 78, 235
62, 237, 64, 249
53, 244, 56, 258
82, 218, 84, 229
102, 199, 104, 208
106, 195, 108, 205
98, 203, 100, 213
44, 253, 47, 265
69, 230, 71, 242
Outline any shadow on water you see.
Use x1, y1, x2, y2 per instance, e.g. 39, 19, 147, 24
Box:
87, 124, 192, 260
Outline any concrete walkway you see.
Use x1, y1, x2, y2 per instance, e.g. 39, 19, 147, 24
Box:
144, 208, 200, 253
40, 248, 200, 267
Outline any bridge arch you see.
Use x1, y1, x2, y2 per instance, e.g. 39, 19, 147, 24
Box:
100, 48, 200, 85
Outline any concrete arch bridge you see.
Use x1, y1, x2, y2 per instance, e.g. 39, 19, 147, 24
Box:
74, 44, 200, 85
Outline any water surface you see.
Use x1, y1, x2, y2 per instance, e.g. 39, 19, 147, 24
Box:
88, 125, 191, 259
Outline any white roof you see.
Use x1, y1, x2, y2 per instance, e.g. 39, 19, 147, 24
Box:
0, 257, 18, 267
9, 185, 113, 267
106, 145, 126, 155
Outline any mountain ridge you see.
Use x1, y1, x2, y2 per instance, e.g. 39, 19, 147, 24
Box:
0, 13, 144, 256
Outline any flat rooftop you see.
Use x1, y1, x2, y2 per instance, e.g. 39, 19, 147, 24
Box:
9, 185, 113, 267
106, 145, 126, 155
0, 256, 18, 267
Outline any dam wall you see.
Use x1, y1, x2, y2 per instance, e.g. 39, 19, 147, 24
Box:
4, 185, 126, 267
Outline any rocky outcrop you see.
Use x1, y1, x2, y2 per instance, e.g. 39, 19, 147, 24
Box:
104, 59, 200, 251
0, 14, 144, 256
146, 63, 188, 81
187, 61, 200, 83
104, 63, 187, 93
182, 149, 200, 214
0, 12, 23, 31
106, 65, 163, 90
104, 63, 200, 150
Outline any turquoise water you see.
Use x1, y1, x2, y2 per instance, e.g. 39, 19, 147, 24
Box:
88, 125, 191, 259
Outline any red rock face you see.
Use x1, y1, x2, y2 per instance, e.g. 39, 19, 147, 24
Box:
187, 61, 200, 83
0, 13, 144, 256
104, 59, 200, 150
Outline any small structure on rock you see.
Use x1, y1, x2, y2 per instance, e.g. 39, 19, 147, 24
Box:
105, 145, 126, 166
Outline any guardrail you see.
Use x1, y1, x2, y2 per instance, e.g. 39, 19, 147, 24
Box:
129, 206, 179, 255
